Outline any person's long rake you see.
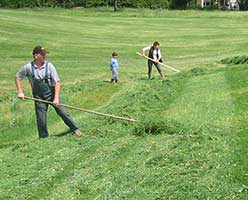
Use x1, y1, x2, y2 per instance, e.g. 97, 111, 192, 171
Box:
24, 96, 137, 123
136, 52, 181, 73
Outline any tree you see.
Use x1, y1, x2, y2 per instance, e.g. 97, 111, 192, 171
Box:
114, 0, 118, 11
170, 0, 191, 9
236, 0, 248, 10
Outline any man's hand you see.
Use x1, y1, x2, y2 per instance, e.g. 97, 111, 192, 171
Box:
53, 97, 60, 106
16, 78, 25, 100
18, 91, 25, 100
142, 51, 145, 56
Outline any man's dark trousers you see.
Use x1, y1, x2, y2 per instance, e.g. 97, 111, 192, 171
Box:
35, 99, 79, 138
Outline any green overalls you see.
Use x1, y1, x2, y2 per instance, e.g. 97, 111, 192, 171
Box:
31, 61, 54, 101
31, 61, 79, 138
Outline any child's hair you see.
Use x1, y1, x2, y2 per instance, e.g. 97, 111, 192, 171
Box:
153, 41, 160, 47
112, 52, 118, 57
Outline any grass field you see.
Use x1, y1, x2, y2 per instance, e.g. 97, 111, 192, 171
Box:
0, 7, 248, 199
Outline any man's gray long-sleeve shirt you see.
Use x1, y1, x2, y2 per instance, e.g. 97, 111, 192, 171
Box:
16, 61, 60, 90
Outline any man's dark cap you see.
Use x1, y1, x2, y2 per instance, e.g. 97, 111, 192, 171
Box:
32, 46, 49, 55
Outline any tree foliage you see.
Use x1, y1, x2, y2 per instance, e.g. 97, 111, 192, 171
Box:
0, 0, 170, 9
0, 0, 247, 10
236, 0, 248, 10
170, 0, 191, 9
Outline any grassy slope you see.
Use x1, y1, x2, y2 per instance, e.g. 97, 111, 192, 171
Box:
0, 8, 248, 199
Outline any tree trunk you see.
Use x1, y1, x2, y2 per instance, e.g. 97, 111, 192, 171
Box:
114, 0, 118, 11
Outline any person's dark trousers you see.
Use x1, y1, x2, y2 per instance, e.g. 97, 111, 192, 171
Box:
148, 60, 153, 79
35, 101, 49, 138
148, 60, 162, 79
35, 99, 79, 138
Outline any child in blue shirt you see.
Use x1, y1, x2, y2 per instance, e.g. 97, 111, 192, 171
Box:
110, 52, 119, 83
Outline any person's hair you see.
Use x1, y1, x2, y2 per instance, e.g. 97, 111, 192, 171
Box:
32, 46, 47, 56
153, 41, 160, 47
112, 52, 118, 57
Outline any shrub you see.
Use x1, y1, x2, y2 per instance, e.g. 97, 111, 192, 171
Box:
132, 0, 170, 9
0, 0, 170, 9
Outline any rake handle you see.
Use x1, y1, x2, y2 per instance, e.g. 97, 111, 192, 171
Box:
24, 96, 137, 123
136, 52, 181, 73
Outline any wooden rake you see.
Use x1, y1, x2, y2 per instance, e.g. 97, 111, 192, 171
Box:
24, 96, 138, 123
136, 52, 181, 73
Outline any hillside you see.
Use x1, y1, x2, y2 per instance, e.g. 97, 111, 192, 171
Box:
0, 8, 248, 199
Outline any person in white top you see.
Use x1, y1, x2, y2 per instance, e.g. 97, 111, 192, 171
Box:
142, 41, 164, 79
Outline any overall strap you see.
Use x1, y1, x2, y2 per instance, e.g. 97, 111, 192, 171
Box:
31, 61, 35, 78
31, 61, 49, 80
45, 61, 48, 78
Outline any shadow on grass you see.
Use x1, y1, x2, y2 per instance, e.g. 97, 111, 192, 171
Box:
52, 129, 73, 137
102, 80, 112, 83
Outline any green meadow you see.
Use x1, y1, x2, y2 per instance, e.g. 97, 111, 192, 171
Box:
0, 8, 248, 199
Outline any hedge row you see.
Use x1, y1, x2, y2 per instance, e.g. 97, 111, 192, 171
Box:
0, 0, 171, 9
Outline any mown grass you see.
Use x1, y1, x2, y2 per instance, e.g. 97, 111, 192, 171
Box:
0, 8, 248, 199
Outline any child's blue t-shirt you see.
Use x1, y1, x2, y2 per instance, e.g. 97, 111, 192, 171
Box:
110, 58, 119, 70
